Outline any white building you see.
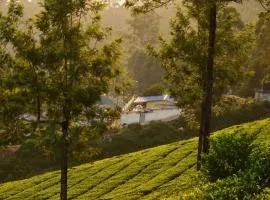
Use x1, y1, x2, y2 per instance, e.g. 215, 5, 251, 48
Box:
255, 81, 270, 102
121, 95, 181, 125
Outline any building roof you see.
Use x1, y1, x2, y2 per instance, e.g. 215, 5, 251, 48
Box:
134, 95, 175, 104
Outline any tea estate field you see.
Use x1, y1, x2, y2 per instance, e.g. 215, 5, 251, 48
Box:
0, 118, 270, 200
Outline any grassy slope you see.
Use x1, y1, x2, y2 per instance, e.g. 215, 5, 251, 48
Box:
0, 118, 270, 200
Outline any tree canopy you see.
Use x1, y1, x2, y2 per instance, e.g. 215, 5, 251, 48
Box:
152, 3, 254, 109
0, 0, 125, 199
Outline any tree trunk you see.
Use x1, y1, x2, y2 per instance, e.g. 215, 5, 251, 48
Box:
197, 3, 217, 170
197, 102, 205, 170
203, 3, 216, 153
60, 120, 69, 200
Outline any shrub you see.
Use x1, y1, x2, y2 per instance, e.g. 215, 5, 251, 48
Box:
185, 149, 270, 200
187, 174, 261, 200
249, 144, 270, 188
202, 131, 257, 181
96, 121, 183, 159
213, 95, 254, 117
212, 101, 270, 131
188, 128, 270, 200
0, 139, 54, 182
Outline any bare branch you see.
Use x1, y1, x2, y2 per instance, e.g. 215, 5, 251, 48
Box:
257, 0, 268, 11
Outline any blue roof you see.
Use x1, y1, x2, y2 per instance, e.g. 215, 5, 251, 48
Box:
134, 95, 175, 103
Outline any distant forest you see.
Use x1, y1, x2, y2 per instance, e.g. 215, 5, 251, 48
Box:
0, 0, 263, 36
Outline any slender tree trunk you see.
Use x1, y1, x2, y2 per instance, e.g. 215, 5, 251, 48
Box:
197, 2, 217, 170
60, 120, 69, 200
197, 102, 205, 170
203, 3, 216, 153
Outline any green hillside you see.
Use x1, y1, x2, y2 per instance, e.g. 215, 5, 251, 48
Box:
0, 118, 270, 200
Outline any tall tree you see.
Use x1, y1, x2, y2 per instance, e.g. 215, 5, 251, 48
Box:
199, 0, 217, 166
37, 1, 122, 199
125, 0, 254, 169
1, 1, 123, 199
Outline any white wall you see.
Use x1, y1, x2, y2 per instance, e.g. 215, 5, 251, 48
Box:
120, 109, 181, 125
255, 92, 270, 102
120, 113, 140, 125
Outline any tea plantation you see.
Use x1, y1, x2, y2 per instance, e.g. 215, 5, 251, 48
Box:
0, 118, 269, 200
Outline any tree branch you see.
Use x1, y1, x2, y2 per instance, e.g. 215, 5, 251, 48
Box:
257, 0, 268, 11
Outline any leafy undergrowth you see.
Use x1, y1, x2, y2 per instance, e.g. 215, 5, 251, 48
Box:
0, 118, 269, 200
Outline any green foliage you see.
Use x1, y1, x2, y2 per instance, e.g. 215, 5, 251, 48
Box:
68, 125, 104, 164
185, 174, 261, 200
0, 0, 125, 140
256, 188, 270, 200
0, 120, 31, 145
212, 101, 270, 131
0, 139, 55, 183
1, 98, 269, 182
96, 121, 184, 158
0, 137, 198, 200
151, 3, 254, 109
91, 99, 270, 161
249, 144, 270, 188
213, 95, 255, 117
202, 131, 257, 181
0, 119, 270, 199
187, 144, 270, 200
0, 0, 34, 145
0, 2, 127, 195
185, 120, 270, 200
